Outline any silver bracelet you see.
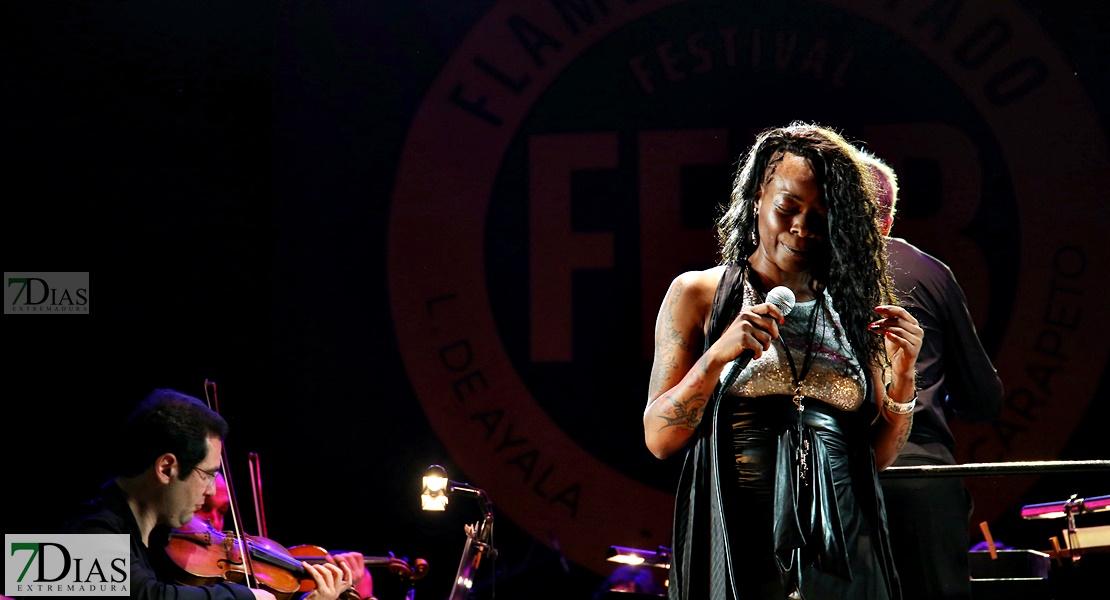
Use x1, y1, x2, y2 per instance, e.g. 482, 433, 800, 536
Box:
884, 383, 917, 415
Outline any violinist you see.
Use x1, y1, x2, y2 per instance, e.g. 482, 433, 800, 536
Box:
195, 471, 232, 530
61, 389, 358, 600
197, 471, 375, 599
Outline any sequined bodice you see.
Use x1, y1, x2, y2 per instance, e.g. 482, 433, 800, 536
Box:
720, 280, 867, 411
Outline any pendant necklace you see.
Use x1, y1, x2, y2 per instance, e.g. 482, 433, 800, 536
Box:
779, 290, 823, 409
776, 290, 824, 484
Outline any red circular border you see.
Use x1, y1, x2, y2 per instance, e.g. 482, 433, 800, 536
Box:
389, 0, 1110, 573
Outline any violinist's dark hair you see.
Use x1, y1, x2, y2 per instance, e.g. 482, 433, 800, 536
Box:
717, 121, 894, 370
116, 388, 229, 479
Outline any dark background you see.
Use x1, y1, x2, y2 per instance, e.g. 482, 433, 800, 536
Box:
6, 1, 1109, 599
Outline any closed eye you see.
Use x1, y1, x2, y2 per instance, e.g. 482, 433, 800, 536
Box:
774, 201, 799, 214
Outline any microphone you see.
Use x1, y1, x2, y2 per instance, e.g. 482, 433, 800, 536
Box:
719, 285, 797, 392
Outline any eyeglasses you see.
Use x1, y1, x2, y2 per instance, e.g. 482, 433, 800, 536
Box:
193, 466, 220, 485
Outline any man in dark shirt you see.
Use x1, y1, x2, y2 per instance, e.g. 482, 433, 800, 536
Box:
861, 151, 1004, 600
61, 388, 356, 600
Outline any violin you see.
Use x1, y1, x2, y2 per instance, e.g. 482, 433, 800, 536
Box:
287, 544, 429, 595
159, 516, 360, 600
241, 449, 429, 597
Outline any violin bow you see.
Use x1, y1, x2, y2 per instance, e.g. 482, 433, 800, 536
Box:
248, 452, 269, 538
203, 379, 260, 589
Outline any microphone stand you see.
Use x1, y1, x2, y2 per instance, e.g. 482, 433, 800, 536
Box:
445, 480, 497, 600
447, 481, 494, 547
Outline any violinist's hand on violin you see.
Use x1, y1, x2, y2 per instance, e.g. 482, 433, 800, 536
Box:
325, 552, 366, 586
300, 560, 354, 600
327, 552, 372, 597
250, 590, 278, 600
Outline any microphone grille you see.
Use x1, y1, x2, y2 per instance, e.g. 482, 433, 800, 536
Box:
765, 286, 797, 318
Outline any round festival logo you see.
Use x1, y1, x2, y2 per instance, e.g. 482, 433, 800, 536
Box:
389, 0, 1109, 575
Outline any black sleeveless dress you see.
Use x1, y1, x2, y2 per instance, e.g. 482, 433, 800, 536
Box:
668, 261, 901, 600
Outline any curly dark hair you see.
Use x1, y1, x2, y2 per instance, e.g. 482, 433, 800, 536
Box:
716, 121, 895, 371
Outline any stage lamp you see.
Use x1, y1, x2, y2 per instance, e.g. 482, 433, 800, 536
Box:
419, 464, 494, 518
421, 464, 450, 511
606, 545, 671, 570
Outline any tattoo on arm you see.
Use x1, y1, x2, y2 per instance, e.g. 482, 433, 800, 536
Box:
695, 354, 708, 375
656, 391, 708, 431
648, 353, 678, 398
648, 281, 695, 398
662, 286, 691, 354
893, 413, 912, 455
